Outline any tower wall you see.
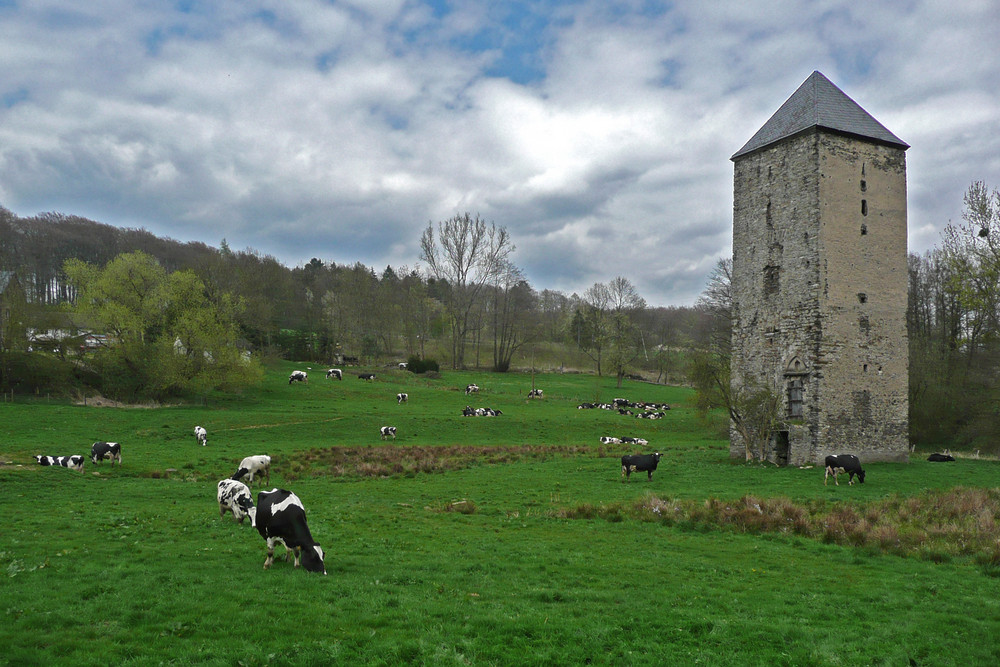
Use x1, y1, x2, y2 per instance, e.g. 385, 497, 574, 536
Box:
815, 132, 909, 462
731, 129, 908, 464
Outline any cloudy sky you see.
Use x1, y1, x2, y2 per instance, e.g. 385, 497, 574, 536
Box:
1, 1, 997, 306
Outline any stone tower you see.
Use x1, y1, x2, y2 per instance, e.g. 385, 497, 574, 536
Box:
730, 71, 909, 465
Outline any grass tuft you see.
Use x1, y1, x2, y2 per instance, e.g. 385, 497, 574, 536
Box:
564, 487, 1000, 563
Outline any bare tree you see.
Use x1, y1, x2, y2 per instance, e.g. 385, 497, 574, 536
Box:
490, 261, 537, 372
420, 213, 514, 368
605, 277, 647, 387
575, 282, 612, 375
695, 257, 733, 355
689, 257, 781, 462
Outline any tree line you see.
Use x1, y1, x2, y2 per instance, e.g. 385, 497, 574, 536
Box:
0, 208, 711, 400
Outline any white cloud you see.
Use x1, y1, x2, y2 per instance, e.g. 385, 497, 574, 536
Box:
0, 0, 997, 305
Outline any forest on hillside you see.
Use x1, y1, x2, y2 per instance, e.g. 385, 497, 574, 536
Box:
0, 207, 706, 388
1, 181, 998, 451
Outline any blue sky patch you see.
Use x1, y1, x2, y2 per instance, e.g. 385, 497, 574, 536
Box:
2, 88, 28, 108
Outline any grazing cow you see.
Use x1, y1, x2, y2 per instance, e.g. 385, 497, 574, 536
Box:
620, 452, 661, 482
380, 426, 397, 440
527, 388, 543, 398
90, 441, 122, 466
217, 479, 255, 524
289, 370, 308, 384
928, 452, 956, 462
465, 384, 480, 395
358, 373, 376, 381
194, 426, 208, 446
326, 368, 343, 381
600, 436, 622, 444
233, 455, 271, 487
254, 489, 326, 574
35, 455, 85, 471
824, 454, 866, 486
397, 392, 408, 404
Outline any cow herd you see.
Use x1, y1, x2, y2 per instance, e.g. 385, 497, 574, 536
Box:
33, 441, 122, 472
578, 398, 670, 420
33, 367, 923, 578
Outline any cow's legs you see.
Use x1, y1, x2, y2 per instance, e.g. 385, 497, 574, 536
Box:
264, 538, 277, 569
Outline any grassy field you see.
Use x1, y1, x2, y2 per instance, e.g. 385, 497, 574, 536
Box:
2, 362, 999, 666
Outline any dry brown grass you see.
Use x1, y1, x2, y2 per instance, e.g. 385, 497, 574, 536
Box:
279, 444, 593, 480
559, 486, 1000, 564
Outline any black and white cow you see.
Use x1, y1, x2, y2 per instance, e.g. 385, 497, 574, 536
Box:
35, 455, 85, 471
465, 383, 480, 395
621, 452, 661, 482
527, 388, 543, 398
397, 392, 408, 404
380, 426, 397, 440
600, 436, 622, 444
358, 373, 376, 381
217, 479, 255, 524
326, 368, 343, 380
233, 454, 271, 486
620, 437, 648, 446
398, 362, 408, 370
194, 426, 208, 446
254, 489, 326, 574
289, 370, 308, 384
928, 452, 956, 462
90, 441, 122, 466
824, 454, 866, 486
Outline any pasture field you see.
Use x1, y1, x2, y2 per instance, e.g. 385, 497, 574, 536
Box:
2, 363, 1000, 666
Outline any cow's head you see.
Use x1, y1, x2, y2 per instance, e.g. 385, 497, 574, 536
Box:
302, 544, 326, 575
857, 469, 866, 484
234, 495, 255, 521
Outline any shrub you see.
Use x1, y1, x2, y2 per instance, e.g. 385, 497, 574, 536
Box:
405, 355, 440, 374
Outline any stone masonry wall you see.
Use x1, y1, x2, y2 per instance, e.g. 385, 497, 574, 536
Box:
815, 133, 909, 462
731, 129, 908, 465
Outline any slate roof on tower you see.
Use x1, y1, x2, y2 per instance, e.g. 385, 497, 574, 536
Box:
731, 71, 909, 160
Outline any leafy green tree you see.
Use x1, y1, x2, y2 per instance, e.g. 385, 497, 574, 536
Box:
65, 251, 261, 401
920, 180, 1000, 449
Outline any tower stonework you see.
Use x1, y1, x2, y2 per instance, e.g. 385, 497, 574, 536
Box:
730, 72, 909, 465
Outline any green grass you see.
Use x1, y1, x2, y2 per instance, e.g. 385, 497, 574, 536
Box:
2, 363, 1000, 665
